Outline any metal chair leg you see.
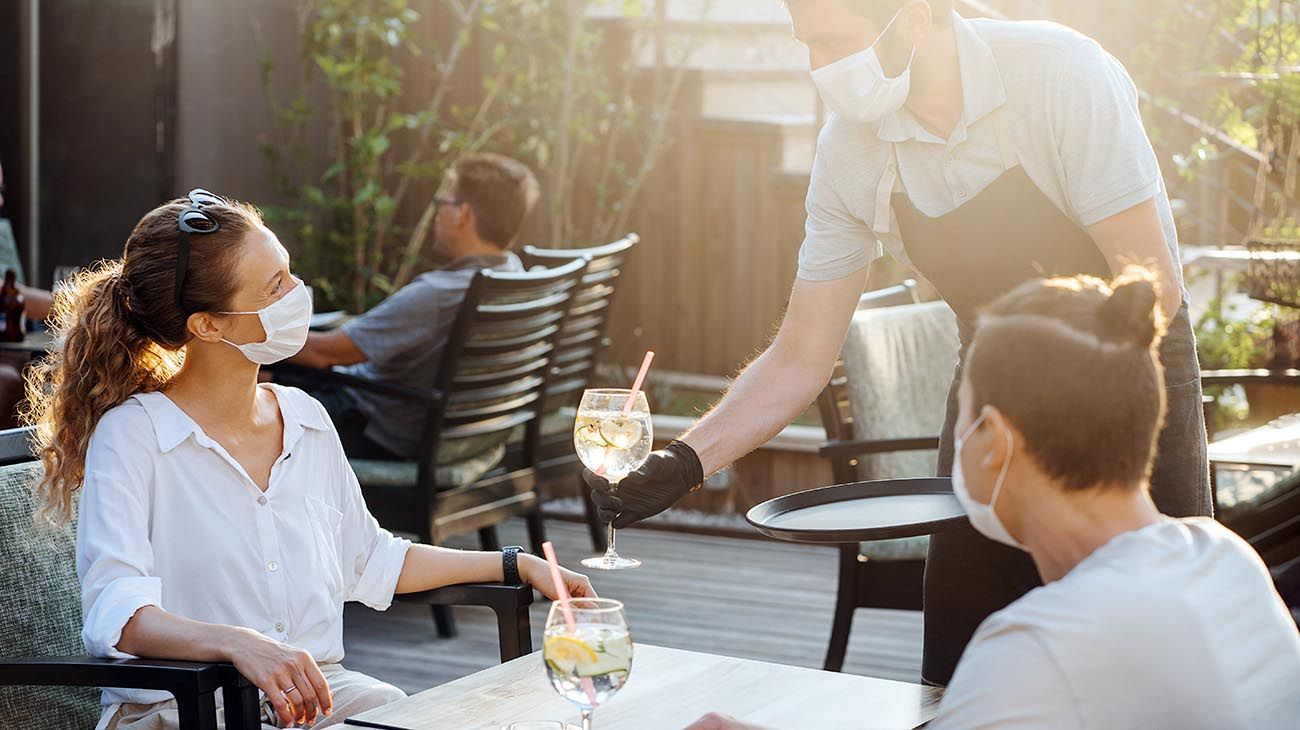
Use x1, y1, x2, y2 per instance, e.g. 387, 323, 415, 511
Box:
478, 526, 501, 552
432, 605, 458, 639
824, 543, 859, 672
525, 507, 548, 556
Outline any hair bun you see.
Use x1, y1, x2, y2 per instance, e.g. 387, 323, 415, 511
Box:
1096, 273, 1161, 348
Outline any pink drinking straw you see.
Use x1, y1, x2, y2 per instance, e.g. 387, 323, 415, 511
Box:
621, 351, 655, 417
541, 541, 598, 705
595, 351, 655, 477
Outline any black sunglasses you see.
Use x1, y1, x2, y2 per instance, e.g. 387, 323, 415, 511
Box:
174, 188, 224, 315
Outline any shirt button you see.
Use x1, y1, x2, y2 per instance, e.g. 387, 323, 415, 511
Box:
267, 561, 279, 572
275, 622, 285, 633
257, 496, 268, 506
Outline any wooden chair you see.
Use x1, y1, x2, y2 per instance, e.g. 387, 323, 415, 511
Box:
0, 428, 536, 729
275, 257, 588, 637
815, 280, 952, 673
518, 234, 640, 551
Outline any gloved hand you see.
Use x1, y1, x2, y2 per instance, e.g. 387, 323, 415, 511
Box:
585, 440, 705, 528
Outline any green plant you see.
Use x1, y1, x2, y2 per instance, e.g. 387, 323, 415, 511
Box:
257, 0, 709, 313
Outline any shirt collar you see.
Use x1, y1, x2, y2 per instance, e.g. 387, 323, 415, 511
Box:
877, 13, 1008, 145
134, 383, 329, 454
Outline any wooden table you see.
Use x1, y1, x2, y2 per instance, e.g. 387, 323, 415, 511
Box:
345, 644, 942, 730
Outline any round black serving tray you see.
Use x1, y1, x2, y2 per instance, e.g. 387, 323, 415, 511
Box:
746, 478, 967, 543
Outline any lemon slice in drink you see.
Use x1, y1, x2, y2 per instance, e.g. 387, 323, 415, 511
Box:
576, 422, 610, 447
598, 419, 642, 450
545, 636, 598, 668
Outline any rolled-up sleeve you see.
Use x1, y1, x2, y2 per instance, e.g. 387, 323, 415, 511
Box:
76, 433, 162, 659
797, 128, 882, 282
334, 436, 411, 610
1052, 41, 1161, 226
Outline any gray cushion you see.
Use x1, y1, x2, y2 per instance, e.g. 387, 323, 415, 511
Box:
859, 535, 930, 561
0, 461, 100, 729
351, 443, 507, 489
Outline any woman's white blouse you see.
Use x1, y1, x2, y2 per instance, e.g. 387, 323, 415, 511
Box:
76, 384, 411, 710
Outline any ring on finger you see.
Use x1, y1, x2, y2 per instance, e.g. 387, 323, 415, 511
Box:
283, 685, 300, 697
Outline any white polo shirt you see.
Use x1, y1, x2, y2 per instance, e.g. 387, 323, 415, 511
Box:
798, 14, 1185, 298
76, 384, 411, 724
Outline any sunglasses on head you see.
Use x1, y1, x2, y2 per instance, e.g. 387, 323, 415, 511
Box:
174, 188, 224, 315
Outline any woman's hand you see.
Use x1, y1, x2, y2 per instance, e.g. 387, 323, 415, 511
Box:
520, 554, 596, 600
225, 627, 333, 727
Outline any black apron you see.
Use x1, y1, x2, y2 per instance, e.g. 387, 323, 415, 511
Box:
877, 109, 1213, 685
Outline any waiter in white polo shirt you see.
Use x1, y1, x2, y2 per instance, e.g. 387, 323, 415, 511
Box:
587, 0, 1213, 685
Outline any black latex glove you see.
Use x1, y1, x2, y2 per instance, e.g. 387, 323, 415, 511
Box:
585, 440, 705, 529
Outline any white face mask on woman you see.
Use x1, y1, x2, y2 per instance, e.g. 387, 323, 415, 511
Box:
219, 278, 312, 365
952, 412, 1027, 550
810, 4, 917, 124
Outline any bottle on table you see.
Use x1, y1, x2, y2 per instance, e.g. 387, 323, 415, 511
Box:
0, 270, 26, 343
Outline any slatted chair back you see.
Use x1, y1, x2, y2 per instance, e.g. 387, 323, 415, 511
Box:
817, 280, 921, 483
519, 234, 639, 414
418, 257, 590, 481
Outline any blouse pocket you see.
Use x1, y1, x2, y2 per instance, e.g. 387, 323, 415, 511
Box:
305, 496, 346, 600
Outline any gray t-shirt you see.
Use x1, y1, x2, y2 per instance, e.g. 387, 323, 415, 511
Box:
340, 252, 522, 457
799, 14, 1186, 299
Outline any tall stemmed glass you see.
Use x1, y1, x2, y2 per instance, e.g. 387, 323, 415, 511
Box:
543, 598, 633, 730
573, 389, 652, 569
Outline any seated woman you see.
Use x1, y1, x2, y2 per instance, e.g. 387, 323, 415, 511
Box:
26, 192, 593, 730
689, 268, 1300, 730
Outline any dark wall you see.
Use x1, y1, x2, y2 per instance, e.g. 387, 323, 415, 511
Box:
38, 0, 176, 284
0, 2, 24, 253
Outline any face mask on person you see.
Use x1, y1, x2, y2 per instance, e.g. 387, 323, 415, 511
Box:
952, 412, 1027, 550
219, 278, 312, 365
810, 3, 917, 124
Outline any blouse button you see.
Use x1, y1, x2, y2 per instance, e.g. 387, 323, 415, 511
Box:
268, 561, 279, 572
275, 623, 285, 633
257, 496, 268, 506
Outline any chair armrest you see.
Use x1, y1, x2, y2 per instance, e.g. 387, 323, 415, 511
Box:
819, 436, 941, 462
1201, 369, 1300, 388
269, 363, 441, 404
0, 657, 225, 693
398, 583, 534, 662
398, 582, 534, 610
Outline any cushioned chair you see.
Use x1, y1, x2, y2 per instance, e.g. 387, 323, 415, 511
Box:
0, 428, 536, 730
815, 281, 960, 673
518, 234, 639, 551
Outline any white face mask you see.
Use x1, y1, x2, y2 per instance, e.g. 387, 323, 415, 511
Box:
219, 278, 312, 365
810, 5, 917, 124
952, 412, 1026, 550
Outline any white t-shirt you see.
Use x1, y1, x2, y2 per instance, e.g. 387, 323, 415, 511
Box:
929, 518, 1300, 729
77, 384, 412, 728
798, 13, 1185, 299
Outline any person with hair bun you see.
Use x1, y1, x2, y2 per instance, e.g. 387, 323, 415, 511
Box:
687, 268, 1300, 730
25, 191, 592, 730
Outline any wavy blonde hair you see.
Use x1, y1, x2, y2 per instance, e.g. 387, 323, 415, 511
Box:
24, 196, 261, 525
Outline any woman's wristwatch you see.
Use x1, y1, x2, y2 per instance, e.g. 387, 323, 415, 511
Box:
501, 546, 524, 586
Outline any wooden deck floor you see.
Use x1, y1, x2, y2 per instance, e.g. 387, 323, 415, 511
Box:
343, 519, 923, 694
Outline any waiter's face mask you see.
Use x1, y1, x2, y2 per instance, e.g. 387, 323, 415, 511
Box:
952, 409, 1027, 551
810, 3, 918, 124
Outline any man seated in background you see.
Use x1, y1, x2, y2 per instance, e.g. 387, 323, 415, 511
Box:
287, 153, 539, 460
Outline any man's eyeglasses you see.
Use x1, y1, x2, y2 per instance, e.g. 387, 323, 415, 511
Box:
175, 188, 224, 315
